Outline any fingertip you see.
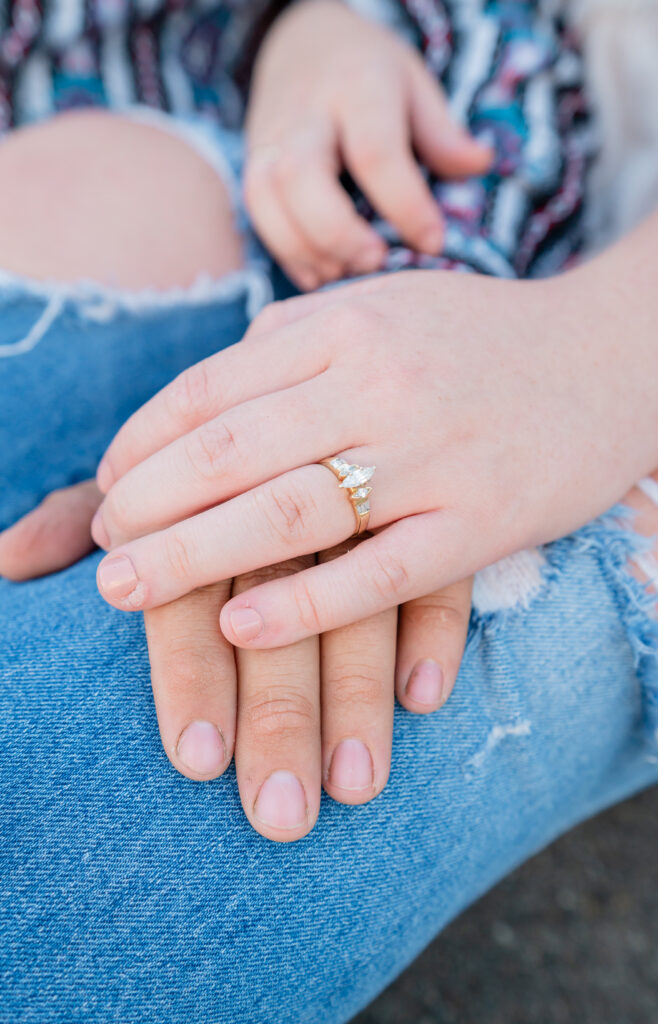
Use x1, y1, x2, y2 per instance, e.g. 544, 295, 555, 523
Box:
96, 553, 147, 610
174, 720, 229, 781
251, 769, 316, 842
96, 455, 114, 494
90, 508, 110, 550
0, 528, 30, 582
401, 658, 446, 712
418, 219, 444, 256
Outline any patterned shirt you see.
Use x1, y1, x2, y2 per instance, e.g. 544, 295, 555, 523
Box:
0, 0, 593, 277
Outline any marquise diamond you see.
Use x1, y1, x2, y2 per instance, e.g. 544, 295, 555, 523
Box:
340, 465, 376, 489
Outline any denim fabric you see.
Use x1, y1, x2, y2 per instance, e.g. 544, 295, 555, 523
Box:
2, 516, 658, 1023
2, 119, 658, 1024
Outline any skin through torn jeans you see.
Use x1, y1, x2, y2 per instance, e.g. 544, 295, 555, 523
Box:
2, 119, 658, 1024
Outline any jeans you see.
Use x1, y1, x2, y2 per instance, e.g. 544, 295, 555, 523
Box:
1, 120, 658, 1024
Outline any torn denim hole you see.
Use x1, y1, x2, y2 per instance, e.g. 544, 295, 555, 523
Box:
472, 547, 548, 615
469, 504, 658, 757
0, 264, 273, 359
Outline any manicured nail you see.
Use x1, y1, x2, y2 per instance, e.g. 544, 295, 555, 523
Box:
97, 554, 139, 600
177, 720, 226, 776
229, 606, 264, 642
405, 659, 444, 706
91, 508, 110, 549
328, 738, 374, 791
354, 244, 385, 274
296, 268, 319, 292
419, 223, 443, 255
96, 456, 113, 494
254, 770, 307, 830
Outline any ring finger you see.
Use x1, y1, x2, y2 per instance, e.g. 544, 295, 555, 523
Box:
95, 449, 416, 612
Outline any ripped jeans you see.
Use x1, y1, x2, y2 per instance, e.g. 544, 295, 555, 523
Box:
2, 120, 658, 1024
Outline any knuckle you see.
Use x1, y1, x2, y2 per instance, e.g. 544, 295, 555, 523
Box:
326, 665, 382, 710
167, 361, 214, 427
245, 690, 315, 740
159, 646, 224, 696
291, 573, 323, 634
257, 480, 317, 547
370, 549, 409, 601
163, 529, 195, 581
187, 417, 240, 482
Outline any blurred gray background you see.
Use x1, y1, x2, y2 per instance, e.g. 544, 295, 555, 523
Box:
354, 784, 658, 1024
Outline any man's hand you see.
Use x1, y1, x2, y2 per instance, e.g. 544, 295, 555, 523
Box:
0, 483, 473, 841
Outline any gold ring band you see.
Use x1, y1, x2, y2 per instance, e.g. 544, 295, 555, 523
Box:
319, 456, 375, 537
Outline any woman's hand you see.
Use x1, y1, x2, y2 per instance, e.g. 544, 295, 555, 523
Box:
92, 251, 658, 649
0, 483, 473, 841
244, 0, 492, 289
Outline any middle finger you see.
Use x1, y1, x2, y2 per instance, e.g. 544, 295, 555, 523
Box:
232, 555, 321, 842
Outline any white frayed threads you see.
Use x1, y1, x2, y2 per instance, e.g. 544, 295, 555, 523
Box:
0, 293, 65, 358
0, 266, 274, 357
472, 548, 547, 614
467, 720, 532, 772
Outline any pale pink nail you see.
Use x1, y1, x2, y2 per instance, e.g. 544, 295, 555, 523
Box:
229, 606, 264, 643
328, 738, 374, 791
354, 244, 385, 274
97, 554, 139, 600
254, 770, 307, 830
405, 659, 444, 706
177, 720, 226, 776
91, 508, 110, 549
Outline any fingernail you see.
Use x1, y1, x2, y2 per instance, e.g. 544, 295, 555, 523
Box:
328, 738, 374, 791
97, 554, 139, 600
229, 606, 264, 642
354, 244, 385, 274
254, 769, 307, 830
91, 508, 110, 549
96, 456, 113, 494
419, 224, 443, 255
405, 659, 444, 706
296, 268, 319, 292
177, 720, 226, 776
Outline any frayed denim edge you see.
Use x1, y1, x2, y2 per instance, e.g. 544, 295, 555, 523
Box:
0, 264, 273, 359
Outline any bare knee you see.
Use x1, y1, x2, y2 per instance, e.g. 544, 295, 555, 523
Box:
0, 110, 244, 290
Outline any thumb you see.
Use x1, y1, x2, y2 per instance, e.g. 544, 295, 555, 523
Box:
409, 62, 494, 179
0, 479, 101, 581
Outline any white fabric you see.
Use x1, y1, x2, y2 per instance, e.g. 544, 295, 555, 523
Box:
567, 0, 658, 249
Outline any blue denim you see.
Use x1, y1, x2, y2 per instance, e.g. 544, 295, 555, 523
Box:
2, 121, 658, 1024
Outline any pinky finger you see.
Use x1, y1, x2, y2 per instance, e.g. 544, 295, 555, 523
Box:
395, 577, 473, 713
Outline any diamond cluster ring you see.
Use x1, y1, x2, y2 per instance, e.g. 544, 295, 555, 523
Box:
319, 456, 376, 537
